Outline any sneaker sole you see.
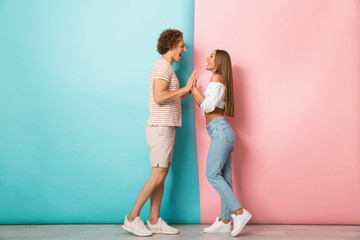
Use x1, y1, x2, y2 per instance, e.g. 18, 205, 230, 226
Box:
203, 229, 231, 233
122, 225, 153, 237
148, 228, 179, 235
231, 214, 252, 237
203, 226, 231, 233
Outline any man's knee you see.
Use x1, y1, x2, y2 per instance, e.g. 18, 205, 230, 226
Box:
150, 168, 168, 186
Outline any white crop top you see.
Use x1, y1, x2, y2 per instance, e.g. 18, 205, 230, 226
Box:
200, 82, 226, 114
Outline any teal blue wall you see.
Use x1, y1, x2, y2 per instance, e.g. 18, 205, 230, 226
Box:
0, 0, 199, 224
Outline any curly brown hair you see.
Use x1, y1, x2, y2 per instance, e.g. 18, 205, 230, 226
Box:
157, 29, 183, 55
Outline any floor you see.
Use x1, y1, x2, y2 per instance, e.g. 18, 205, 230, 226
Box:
0, 224, 359, 240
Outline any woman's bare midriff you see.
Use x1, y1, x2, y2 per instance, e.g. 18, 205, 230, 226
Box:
205, 107, 224, 125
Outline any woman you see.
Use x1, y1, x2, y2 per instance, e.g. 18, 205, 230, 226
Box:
122, 29, 196, 237
191, 50, 252, 237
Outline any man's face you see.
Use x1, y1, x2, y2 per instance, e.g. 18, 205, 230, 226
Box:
171, 38, 186, 62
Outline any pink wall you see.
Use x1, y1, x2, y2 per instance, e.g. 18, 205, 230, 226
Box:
194, 0, 360, 224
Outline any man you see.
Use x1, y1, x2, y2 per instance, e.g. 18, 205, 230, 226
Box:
122, 29, 197, 237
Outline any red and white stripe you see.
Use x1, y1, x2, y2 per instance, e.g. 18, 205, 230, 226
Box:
147, 58, 182, 127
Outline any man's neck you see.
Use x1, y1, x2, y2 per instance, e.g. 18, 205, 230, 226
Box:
162, 53, 174, 65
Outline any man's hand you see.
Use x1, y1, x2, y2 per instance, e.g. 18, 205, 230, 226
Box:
154, 70, 198, 104
185, 70, 197, 92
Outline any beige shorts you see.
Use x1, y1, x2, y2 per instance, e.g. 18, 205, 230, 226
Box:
145, 125, 176, 168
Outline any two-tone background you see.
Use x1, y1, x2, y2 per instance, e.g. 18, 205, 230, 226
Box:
1, 0, 359, 224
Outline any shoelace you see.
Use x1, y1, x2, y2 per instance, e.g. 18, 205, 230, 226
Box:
159, 218, 171, 230
159, 218, 166, 228
136, 218, 147, 229
210, 220, 219, 227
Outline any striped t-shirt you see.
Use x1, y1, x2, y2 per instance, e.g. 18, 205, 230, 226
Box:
146, 58, 182, 127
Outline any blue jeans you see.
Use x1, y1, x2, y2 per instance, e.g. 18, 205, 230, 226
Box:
206, 116, 242, 220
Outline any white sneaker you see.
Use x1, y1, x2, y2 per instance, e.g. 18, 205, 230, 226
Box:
122, 216, 153, 236
231, 209, 252, 237
147, 217, 179, 234
203, 217, 231, 233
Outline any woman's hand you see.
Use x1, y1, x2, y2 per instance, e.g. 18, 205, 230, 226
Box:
192, 70, 198, 88
185, 70, 197, 91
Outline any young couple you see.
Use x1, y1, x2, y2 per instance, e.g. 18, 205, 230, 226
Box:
122, 29, 252, 237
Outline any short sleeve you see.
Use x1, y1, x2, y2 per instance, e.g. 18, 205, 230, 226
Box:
200, 83, 226, 113
153, 61, 172, 82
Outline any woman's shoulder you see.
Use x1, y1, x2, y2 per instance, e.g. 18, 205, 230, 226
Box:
210, 74, 226, 88
210, 74, 225, 84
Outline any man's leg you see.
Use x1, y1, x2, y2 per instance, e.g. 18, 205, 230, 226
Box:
148, 166, 170, 224
128, 167, 169, 221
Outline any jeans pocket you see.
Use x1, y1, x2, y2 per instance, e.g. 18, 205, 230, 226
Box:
207, 127, 218, 139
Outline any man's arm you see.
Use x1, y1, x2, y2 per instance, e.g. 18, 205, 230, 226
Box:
153, 70, 197, 104
181, 92, 191, 100
153, 79, 190, 104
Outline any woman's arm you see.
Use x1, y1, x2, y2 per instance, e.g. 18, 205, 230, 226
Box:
191, 86, 205, 106
193, 83, 225, 113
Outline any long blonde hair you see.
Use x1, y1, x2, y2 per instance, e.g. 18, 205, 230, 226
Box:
214, 50, 234, 117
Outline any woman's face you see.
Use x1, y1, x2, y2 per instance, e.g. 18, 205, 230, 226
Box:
206, 51, 216, 72
171, 38, 186, 62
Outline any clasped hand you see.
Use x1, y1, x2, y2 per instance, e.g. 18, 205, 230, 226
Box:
185, 69, 198, 92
